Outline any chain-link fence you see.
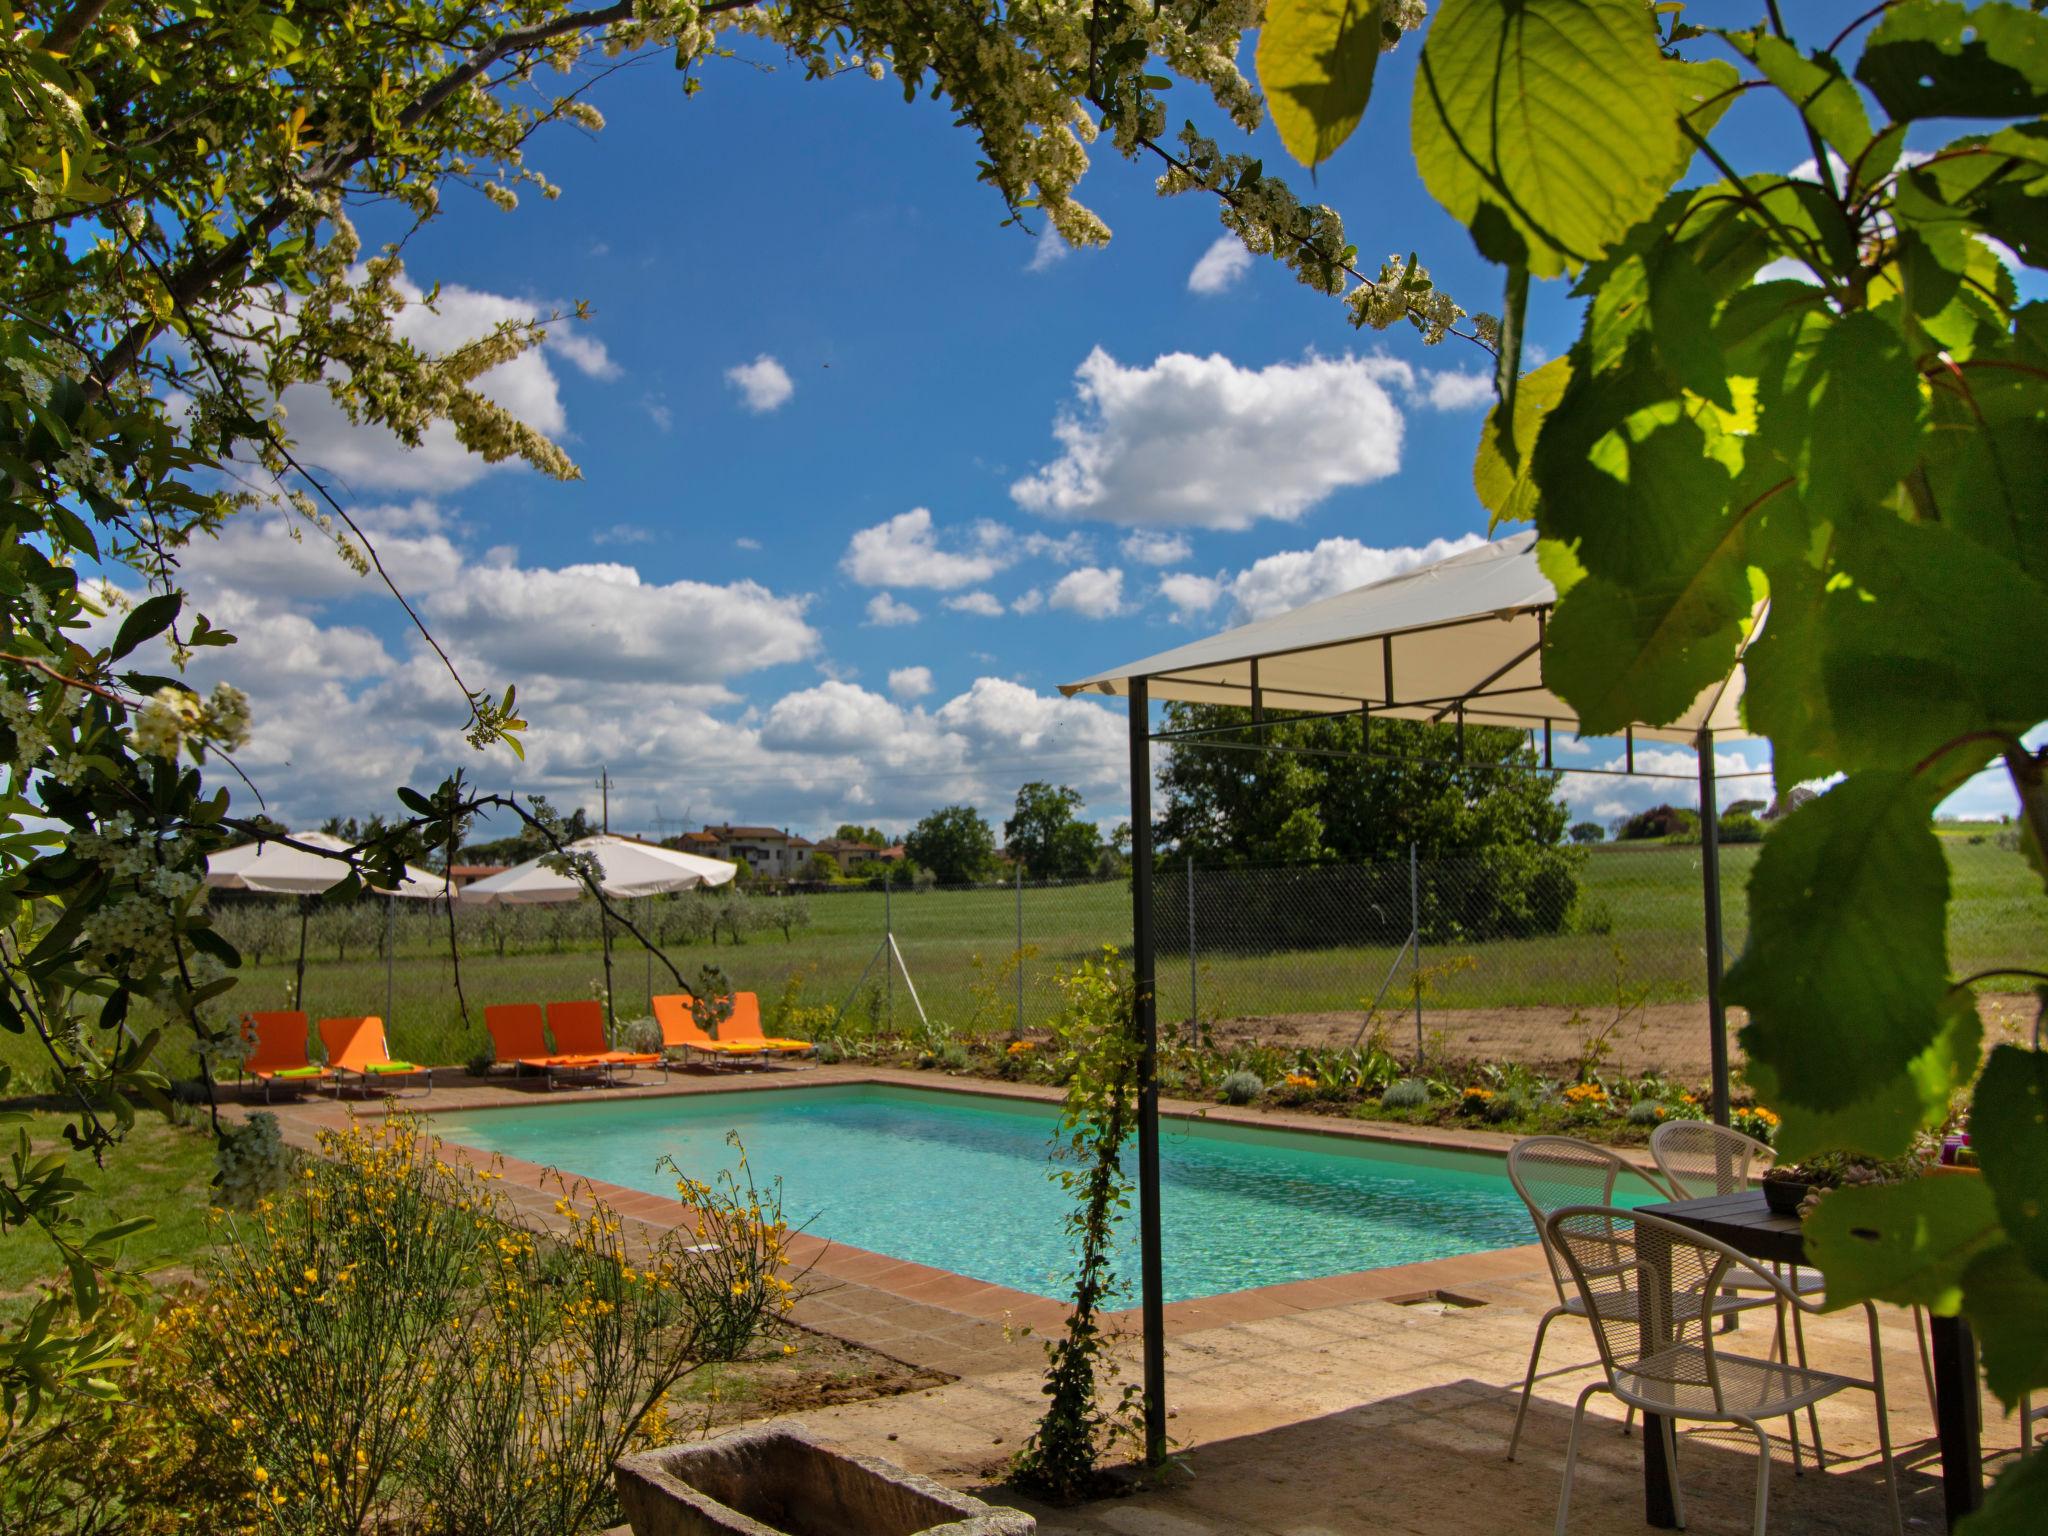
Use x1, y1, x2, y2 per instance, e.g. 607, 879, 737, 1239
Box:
207, 835, 2043, 1072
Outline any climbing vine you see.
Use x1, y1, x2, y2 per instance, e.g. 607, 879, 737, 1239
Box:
1011, 948, 1147, 1502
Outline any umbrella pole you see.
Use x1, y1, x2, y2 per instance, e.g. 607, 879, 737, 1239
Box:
600, 901, 616, 1032
295, 897, 310, 1015
385, 896, 395, 1027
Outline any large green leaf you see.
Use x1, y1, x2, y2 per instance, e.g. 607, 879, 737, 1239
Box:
1743, 513, 2048, 782
1542, 561, 1753, 735
1726, 771, 1950, 1110
1770, 310, 1925, 524
1258, 0, 1387, 169
1802, 1173, 2002, 1313
1412, 0, 1678, 276
1474, 356, 1569, 525
1756, 989, 1982, 1162
1727, 31, 1873, 164
1972, 1044, 2048, 1280
1858, 0, 2048, 123
1961, 1243, 2048, 1406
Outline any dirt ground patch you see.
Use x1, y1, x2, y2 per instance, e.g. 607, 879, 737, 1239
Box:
683, 1321, 952, 1429
1205, 990, 2039, 1081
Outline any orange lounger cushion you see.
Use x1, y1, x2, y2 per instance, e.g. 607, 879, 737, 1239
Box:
483, 1004, 609, 1071
723, 992, 813, 1054
651, 994, 769, 1057
546, 1001, 659, 1067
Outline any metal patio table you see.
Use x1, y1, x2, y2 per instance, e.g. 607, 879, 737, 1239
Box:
1635, 1190, 1982, 1530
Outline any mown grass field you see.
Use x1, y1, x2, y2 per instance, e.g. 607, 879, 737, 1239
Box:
2, 839, 2037, 1081
0, 1112, 219, 1318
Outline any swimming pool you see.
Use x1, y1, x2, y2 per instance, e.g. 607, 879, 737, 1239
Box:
434, 1084, 1539, 1304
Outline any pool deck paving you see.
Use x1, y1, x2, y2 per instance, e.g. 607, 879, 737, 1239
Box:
245, 1064, 2032, 1533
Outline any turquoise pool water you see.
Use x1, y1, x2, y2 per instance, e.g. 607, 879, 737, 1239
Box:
434, 1085, 1537, 1303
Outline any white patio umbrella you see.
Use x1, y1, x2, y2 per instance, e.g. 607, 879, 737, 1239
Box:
457, 833, 737, 903
206, 830, 446, 1019
459, 835, 738, 1022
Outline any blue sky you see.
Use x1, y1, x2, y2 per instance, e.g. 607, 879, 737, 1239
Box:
159, 4, 2027, 841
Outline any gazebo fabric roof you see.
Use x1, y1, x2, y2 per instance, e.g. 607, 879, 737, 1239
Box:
1058, 531, 1746, 742
458, 833, 738, 905
205, 830, 446, 898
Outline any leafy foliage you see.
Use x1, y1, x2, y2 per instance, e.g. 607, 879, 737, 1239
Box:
1003, 783, 1104, 881
1271, 1, 2048, 1517
905, 804, 998, 885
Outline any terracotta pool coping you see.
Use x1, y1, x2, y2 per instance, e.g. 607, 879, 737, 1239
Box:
247, 1065, 1571, 1371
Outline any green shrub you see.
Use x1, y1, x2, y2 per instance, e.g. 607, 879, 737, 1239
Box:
1484, 1091, 1531, 1125
815, 1039, 844, 1065
1380, 1078, 1430, 1110
1219, 1070, 1263, 1106
175, 1116, 797, 1536
1626, 1098, 1671, 1127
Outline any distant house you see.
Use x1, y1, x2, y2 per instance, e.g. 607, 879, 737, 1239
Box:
698, 824, 815, 879
446, 864, 509, 889
811, 837, 881, 864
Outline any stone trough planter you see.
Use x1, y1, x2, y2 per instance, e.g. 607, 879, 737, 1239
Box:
615, 1423, 1036, 1536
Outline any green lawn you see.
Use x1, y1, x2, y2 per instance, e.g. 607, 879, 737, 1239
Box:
3, 839, 2037, 1079
0, 1111, 220, 1311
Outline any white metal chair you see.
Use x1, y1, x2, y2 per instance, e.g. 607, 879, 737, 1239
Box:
1505, 1136, 1775, 1461
1546, 1205, 1904, 1536
1652, 1118, 1938, 1457
2023, 1393, 2043, 1454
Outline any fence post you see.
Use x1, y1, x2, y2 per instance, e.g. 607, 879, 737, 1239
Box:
1015, 863, 1024, 1037
1410, 843, 1423, 1063
1187, 855, 1199, 1046
884, 866, 894, 1030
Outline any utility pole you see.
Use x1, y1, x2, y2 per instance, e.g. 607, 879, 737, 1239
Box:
598, 766, 611, 834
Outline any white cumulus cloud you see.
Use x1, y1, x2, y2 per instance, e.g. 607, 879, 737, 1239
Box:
1158, 572, 1224, 621
888, 666, 934, 700
1225, 534, 1491, 621
726, 354, 795, 413
1420, 370, 1496, 411
863, 592, 920, 627
841, 509, 1008, 590
1010, 348, 1408, 529
1121, 530, 1192, 566
943, 591, 1005, 617
1048, 566, 1124, 619
1187, 236, 1252, 295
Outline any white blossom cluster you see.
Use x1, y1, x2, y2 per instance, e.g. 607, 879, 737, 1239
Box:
1347, 253, 1467, 343
1, 673, 84, 783
128, 682, 252, 761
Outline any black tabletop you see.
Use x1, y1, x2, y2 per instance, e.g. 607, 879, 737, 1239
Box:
1636, 1190, 1807, 1268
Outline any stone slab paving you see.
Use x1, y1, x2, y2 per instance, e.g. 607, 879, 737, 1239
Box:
795, 1270, 2026, 1535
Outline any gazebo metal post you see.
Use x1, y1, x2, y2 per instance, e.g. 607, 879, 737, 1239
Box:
1697, 727, 1731, 1126
1127, 676, 1168, 1464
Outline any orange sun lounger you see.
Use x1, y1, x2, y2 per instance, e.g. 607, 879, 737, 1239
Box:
483, 1003, 610, 1091
652, 992, 812, 1067
240, 1011, 333, 1101
318, 1016, 431, 1098
545, 1000, 662, 1083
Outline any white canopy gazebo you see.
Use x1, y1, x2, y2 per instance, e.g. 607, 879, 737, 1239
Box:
1061, 528, 1759, 1463
205, 829, 446, 1019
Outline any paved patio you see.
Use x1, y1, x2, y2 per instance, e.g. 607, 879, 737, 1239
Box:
247, 1066, 2033, 1533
